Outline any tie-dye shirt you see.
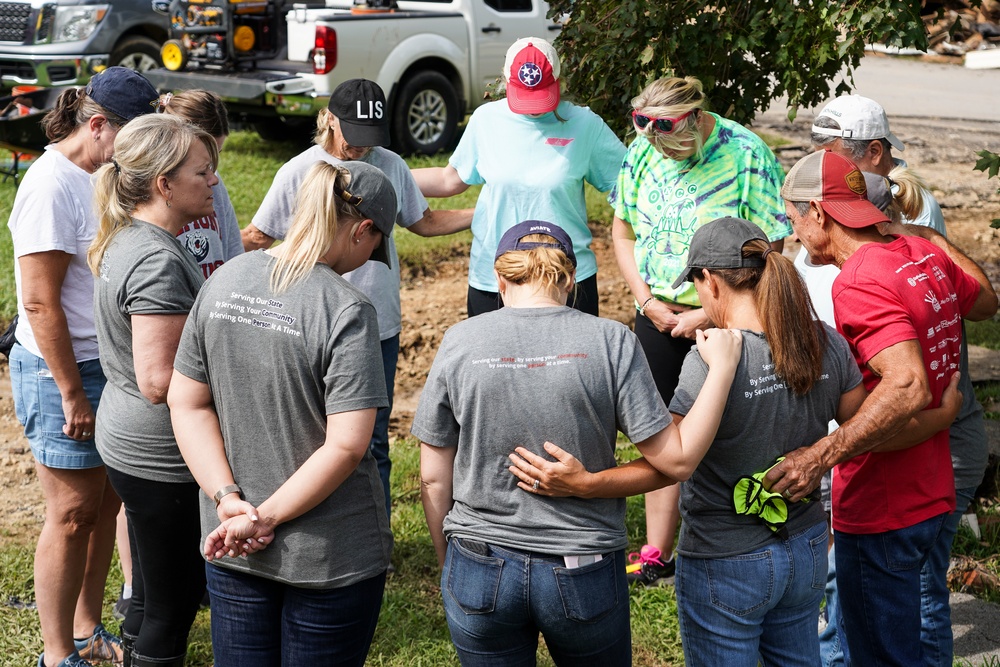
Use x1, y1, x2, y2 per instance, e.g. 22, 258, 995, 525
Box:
610, 113, 790, 306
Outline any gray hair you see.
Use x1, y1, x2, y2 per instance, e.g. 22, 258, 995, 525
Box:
791, 201, 811, 217
810, 116, 868, 159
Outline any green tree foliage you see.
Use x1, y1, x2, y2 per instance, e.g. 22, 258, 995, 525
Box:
973, 150, 1000, 229
551, 1, 930, 136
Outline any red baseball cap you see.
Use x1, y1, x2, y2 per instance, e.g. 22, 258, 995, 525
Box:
780, 150, 889, 228
503, 38, 560, 115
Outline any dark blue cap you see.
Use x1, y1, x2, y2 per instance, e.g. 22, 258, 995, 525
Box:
85, 67, 159, 121
495, 220, 577, 267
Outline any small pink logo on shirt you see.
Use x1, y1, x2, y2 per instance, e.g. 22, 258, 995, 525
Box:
546, 138, 573, 147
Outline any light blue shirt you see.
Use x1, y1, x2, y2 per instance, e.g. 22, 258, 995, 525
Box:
450, 100, 625, 291
894, 157, 946, 235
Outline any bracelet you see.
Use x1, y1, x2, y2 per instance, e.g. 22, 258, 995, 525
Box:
639, 296, 656, 316
213, 484, 242, 507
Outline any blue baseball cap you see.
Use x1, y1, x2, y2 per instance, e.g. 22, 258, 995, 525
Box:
85, 67, 160, 121
495, 220, 576, 267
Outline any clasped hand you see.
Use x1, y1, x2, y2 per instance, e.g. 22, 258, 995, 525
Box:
205, 496, 274, 561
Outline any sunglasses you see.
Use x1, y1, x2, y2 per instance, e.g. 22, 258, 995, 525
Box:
632, 109, 696, 134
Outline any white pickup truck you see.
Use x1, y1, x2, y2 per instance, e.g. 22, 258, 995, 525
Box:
144, 0, 557, 153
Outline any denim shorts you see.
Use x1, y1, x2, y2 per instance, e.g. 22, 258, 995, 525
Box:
10, 343, 106, 469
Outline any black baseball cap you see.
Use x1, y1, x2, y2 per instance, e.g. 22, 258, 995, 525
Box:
671, 217, 768, 289
327, 79, 391, 148
85, 67, 159, 121
495, 220, 577, 267
336, 161, 398, 267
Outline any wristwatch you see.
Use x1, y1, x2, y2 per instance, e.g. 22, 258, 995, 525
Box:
213, 484, 243, 507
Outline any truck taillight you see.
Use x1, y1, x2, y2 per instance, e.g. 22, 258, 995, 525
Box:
313, 26, 337, 74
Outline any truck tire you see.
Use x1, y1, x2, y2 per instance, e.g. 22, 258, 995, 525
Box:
253, 117, 314, 146
392, 71, 459, 156
110, 36, 162, 72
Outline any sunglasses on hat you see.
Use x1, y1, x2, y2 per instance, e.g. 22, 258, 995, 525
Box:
632, 108, 696, 134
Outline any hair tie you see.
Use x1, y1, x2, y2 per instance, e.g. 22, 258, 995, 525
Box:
761, 248, 774, 260
158, 92, 172, 113
111, 158, 121, 174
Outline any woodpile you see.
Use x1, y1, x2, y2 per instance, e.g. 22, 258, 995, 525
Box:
924, 1, 1000, 56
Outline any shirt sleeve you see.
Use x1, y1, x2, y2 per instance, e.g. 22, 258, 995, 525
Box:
834, 282, 917, 367
586, 113, 627, 193
667, 348, 709, 417
123, 249, 200, 315
610, 139, 643, 223
738, 145, 792, 242
614, 329, 671, 443
382, 152, 429, 228
825, 324, 864, 394
251, 161, 303, 240
173, 296, 208, 383
9, 179, 86, 257
213, 176, 244, 261
448, 108, 483, 186
324, 301, 388, 415
410, 331, 460, 447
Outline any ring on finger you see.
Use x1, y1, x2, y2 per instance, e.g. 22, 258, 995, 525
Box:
532, 479, 540, 492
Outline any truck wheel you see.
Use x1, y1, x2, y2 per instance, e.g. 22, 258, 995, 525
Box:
253, 117, 314, 146
110, 36, 162, 72
392, 71, 459, 155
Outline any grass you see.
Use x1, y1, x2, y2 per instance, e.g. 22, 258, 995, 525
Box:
0, 438, 686, 666
967, 316, 1000, 351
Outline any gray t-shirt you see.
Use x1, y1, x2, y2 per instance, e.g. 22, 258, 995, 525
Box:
252, 145, 428, 340
669, 325, 862, 558
94, 220, 204, 482
173, 250, 392, 588
412, 306, 671, 555
952, 322, 988, 490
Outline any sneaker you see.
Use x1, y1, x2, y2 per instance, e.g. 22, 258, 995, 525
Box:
625, 545, 675, 587
38, 652, 96, 667
74, 624, 123, 666
112, 587, 129, 621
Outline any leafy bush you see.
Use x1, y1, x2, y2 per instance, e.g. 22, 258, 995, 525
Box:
551, 1, 933, 136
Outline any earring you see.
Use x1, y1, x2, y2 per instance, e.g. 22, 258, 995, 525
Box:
354, 238, 360, 244
166, 200, 171, 208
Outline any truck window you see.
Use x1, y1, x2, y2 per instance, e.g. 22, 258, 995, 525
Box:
484, 0, 533, 11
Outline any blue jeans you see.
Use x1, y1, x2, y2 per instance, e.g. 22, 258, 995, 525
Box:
675, 521, 828, 667
205, 563, 386, 667
819, 543, 849, 667
919, 487, 976, 667
371, 334, 399, 520
835, 511, 948, 666
441, 539, 630, 666
10, 343, 106, 469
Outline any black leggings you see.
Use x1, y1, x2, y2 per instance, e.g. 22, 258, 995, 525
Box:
633, 310, 695, 403
106, 466, 205, 661
467, 274, 600, 318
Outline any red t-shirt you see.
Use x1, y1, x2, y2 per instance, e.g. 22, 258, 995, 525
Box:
831, 235, 981, 534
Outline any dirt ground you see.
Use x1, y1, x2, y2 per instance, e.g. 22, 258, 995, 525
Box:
2, 108, 999, 546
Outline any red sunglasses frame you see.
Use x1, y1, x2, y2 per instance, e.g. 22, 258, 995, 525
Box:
631, 108, 697, 134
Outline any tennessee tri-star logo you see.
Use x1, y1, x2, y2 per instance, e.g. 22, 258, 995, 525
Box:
518, 62, 543, 87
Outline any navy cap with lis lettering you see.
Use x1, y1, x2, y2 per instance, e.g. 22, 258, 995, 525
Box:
327, 78, 391, 148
